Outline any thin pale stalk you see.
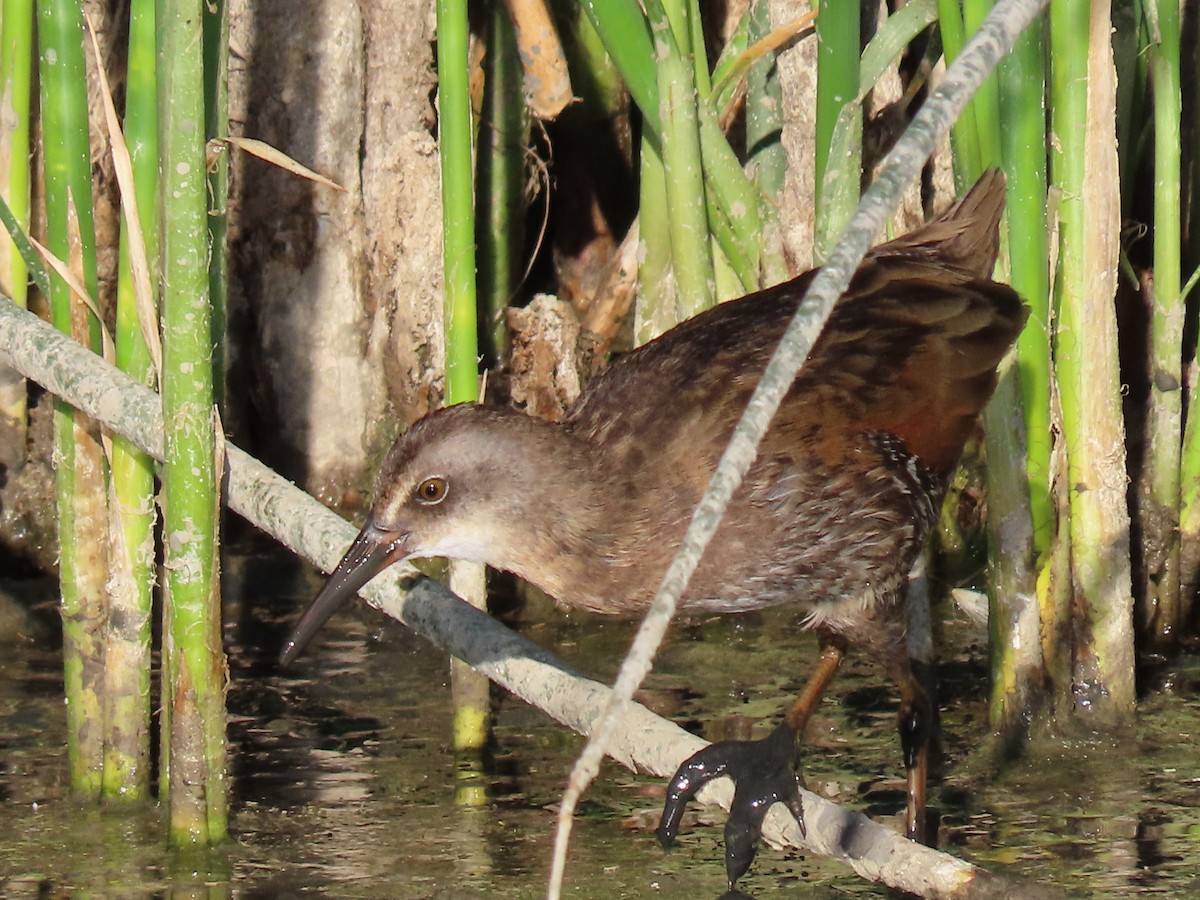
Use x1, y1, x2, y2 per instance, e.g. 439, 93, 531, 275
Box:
38, 0, 107, 799
0, 0, 33, 454
1049, 0, 1135, 722
157, 0, 225, 845
1142, 0, 1183, 641
104, 0, 158, 801
813, 0, 860, 261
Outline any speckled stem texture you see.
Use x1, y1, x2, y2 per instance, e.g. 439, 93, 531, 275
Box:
157, 0, 226, 845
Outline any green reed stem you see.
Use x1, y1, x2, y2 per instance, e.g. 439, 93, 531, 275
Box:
937, 0, 981, 187
1049, 0, 1136, 722
157, 0, 225, 844
39, 0, 107, 800
648, 0, 713, 318
998, 14, 1051, 557
105, 0, 158, 802
476, 2, 526, 367
1143, 0, 1184, 641
0, 0, 32, 449
436, 0, 489, 764
580, 0, 760, 289
635, 134, 675, 344
813, 0, 860, 260
962, 0, 1002, 173
436, 0, 477, 407
981, 9, 1051, 732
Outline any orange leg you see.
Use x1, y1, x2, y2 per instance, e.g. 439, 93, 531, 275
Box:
658, 631, 848, 890
782, 633, 848, 741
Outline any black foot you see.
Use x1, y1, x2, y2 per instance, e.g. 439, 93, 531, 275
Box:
657, 722, 805, 889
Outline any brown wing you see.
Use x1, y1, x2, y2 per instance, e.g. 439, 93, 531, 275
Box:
788, 270, 1025, 474
565, 168, 1025, 484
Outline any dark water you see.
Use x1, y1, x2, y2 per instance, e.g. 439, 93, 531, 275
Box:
3, 545, 1200, 897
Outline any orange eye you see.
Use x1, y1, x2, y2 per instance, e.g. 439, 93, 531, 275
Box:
415, 476, 448, 505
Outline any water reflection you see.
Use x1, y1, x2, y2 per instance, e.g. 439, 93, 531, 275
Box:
3, 547, 1200, 897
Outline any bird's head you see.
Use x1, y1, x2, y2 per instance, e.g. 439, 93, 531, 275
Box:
279, 403, 579, 664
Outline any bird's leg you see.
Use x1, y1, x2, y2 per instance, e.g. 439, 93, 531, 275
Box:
782, 634, 848, 736
658, 633, 847, 891
889, 653, 933, 843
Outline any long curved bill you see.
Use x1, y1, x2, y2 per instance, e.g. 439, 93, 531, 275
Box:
279, 520, 409, 666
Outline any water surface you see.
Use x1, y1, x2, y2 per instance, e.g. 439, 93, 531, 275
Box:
3, 546, 1200, 897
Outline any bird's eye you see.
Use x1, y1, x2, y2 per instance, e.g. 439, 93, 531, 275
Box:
414, 476, 449, 505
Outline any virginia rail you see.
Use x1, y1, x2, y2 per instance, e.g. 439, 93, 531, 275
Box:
281, 169, 1025, 889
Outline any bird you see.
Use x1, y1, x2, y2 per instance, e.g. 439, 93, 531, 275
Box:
280, 168, 1026, 892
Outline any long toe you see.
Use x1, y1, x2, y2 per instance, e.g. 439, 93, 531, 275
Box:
723, 726, 805, 885
658, 746, 734, 848
658, 722, 805, 888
